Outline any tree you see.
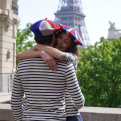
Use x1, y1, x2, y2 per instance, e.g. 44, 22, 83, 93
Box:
77, 37, 121, 108
16, 23, 35, 66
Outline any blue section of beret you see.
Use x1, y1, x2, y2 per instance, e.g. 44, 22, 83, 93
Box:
30, 19, 44, 36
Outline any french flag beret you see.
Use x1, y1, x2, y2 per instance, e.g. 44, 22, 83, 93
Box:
60, 24, 84, 46
30, 18, 61, 36
30, 18, 84, 46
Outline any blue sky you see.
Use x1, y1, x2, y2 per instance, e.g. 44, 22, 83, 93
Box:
18, 0, 121, 45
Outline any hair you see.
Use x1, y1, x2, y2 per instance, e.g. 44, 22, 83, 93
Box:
55, 30, 78, 56
34, 34, 53, 45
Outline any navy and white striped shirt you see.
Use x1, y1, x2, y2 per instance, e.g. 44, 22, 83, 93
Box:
64, 52, 78, 70
64, 52, 83, 116
11, 57, 84, 121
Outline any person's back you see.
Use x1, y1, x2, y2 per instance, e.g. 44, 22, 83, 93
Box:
11, 57, 84, 121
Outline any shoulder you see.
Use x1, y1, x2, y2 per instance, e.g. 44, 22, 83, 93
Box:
57, 60, 74, 69
17, 57, 45, 69
19, 57, 43, 64
64, 52, 78, 61
64, 52, 77, 58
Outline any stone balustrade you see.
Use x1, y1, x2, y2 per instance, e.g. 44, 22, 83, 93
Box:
0, 104, 121, 121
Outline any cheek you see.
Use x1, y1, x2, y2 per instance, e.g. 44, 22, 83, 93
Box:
62, 44, 70, 51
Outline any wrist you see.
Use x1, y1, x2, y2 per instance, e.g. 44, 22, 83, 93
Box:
38, 51, 44, 58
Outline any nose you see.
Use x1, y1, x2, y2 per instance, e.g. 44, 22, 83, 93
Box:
58, 39, 63, 44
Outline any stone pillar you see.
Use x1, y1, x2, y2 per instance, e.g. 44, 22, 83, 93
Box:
0, 0, 19, 94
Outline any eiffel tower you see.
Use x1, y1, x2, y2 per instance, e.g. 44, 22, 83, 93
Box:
54, 0, 91, 47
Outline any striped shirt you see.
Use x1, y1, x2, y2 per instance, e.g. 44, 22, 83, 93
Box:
64, 52, 84, 116
64, 52, 78, 70
11, 57, 84, 121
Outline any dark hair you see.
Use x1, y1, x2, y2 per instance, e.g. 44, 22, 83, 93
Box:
55, 30, 63, 38
34, 34, 53, 45
54, 30, 78, 56
66, 40, 78, 55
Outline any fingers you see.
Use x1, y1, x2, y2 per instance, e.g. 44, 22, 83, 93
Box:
47, 61, 53, 71
51, 59, 57, 71
41, 52, 57, 71
46, 59, 57, 71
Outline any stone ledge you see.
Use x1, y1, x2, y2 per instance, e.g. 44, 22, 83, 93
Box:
79, 107, 121, 121
0, 104, 121, 121
79, 106, 121, 114
0, 94, 11, 103
0, 104, 14, 121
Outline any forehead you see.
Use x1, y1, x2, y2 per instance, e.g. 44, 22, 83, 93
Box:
61, 32, 71, 41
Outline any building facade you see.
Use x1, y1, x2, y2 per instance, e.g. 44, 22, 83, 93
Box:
0, 0, 19, 97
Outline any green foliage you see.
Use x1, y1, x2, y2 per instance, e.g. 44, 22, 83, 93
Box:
77, 37, 121, 108
16, 23, 35, 66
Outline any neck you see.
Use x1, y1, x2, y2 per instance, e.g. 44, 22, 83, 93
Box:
44, 42, 53, 47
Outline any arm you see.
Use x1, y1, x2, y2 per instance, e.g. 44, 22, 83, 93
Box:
32, 44, 78, 69
16, 50, 57, 71
16, 50, 42, 60
11, 66, 24, 121
31, 44, 65, 60
17, 44, 77, 64
64, 63, 85, 110
16, 44, 77, 71
16, 44, 65, 71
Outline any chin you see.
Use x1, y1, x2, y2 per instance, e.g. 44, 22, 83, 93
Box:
58, 48, 62, 51
56, 46, 62, 51
59, 48, 64, 52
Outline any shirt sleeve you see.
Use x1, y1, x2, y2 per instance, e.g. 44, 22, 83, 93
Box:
64, 63, 85, 110
64, 52, 78, 70
11, 66, 24, 121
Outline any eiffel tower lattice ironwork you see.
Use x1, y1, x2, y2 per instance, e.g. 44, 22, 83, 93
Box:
54, 0, 91, 47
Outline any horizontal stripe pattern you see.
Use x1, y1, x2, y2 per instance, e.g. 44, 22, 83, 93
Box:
64, 52, 78, 70
11, 58, 84, 121
64, 52, 84, 116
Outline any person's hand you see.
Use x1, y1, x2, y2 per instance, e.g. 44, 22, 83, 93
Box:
40, 51, 57, 71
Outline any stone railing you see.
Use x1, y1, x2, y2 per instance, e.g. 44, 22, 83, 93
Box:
0, 93, 11, 103
79, 107, 121, 121
0, 104, 121, 121
0, 104, 14, 121
0, 73, 14, 94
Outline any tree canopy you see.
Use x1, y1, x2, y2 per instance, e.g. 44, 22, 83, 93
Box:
77, 37, 121, 108
16, 23, 35, 66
